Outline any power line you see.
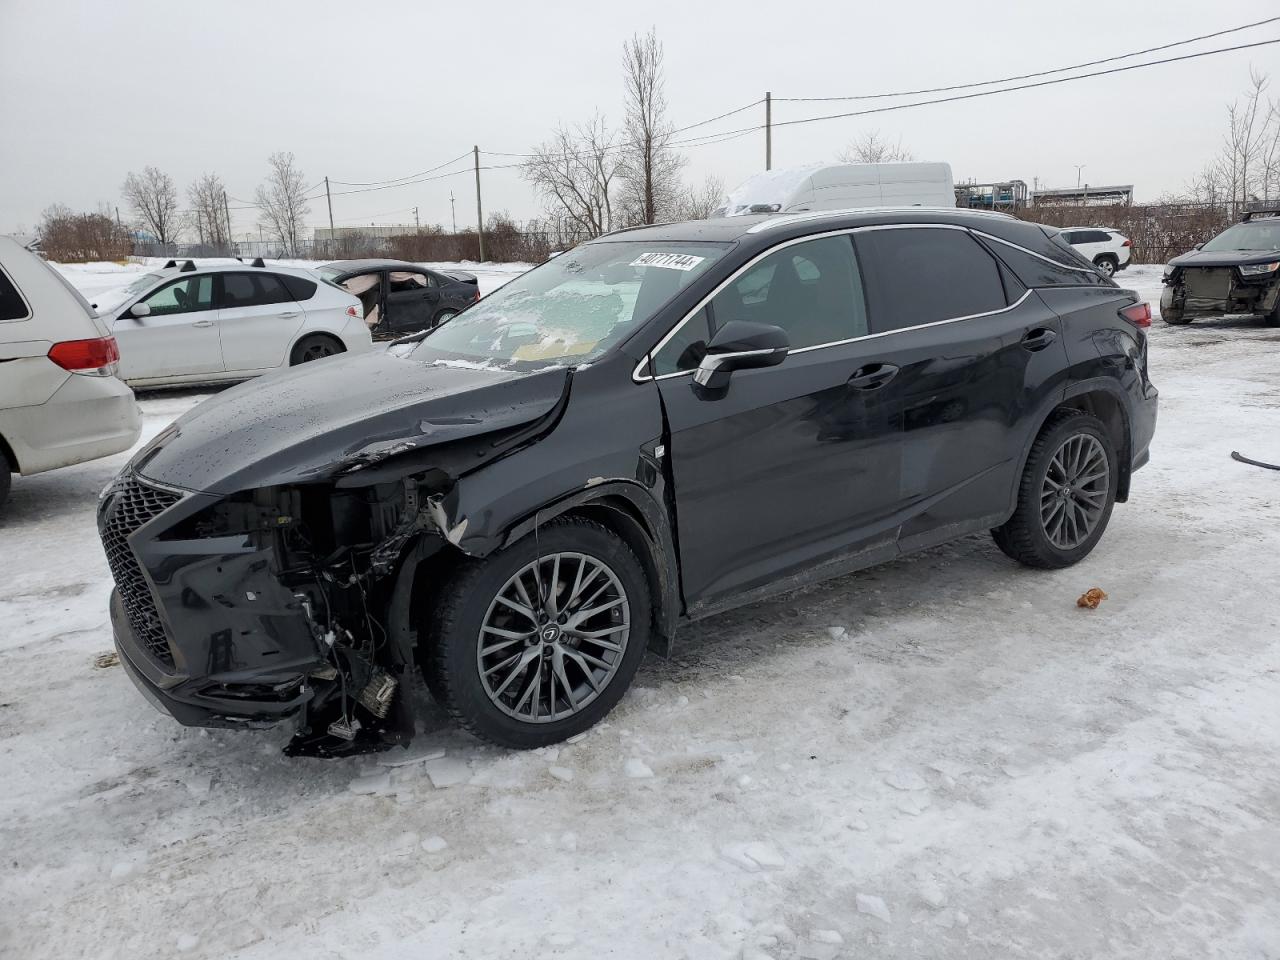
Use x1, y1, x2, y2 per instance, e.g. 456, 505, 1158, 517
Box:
692, 36, 1280, 140
776, 16, 1280, 102
328, 150, 474, 187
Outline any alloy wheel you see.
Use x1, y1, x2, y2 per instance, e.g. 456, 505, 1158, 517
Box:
301, 342, 336, 362
476, 551, 630, 723
1040, 434, 1109, 550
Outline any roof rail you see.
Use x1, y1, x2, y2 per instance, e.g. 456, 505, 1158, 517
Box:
179, 260, 197, 272
162, 259, 177, 268
251, 257, 265, 267
1242, 206, 1280, 222
599, 221, 676, 238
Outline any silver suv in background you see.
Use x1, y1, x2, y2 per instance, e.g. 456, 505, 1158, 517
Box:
1060, 227, 1132, 277
0, 236, 141, 509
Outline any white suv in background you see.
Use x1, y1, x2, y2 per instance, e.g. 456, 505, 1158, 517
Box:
98, 259, 372, 388
0, 236, 141, 509
1059, 227, 1132, 277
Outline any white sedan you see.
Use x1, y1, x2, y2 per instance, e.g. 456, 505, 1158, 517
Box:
100, 260, 372, 388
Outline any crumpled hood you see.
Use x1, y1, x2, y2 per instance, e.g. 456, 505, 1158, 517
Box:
132, 351, 569, 494
1168, 248, 1280, 269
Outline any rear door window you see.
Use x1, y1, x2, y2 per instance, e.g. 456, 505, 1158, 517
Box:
219, 272, 293, 308
856, 228, 1007, 333
0, 264, 29, 321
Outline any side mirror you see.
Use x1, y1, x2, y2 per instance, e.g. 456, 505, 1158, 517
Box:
694, 320, 789, 390
129, 302, 151, 319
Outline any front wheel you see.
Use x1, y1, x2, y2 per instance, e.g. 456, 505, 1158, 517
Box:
425, 517, 651, 748
992, 410, 1118, 569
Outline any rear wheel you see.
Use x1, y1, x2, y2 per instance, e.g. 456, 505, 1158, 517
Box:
1161, 307, 1192, 325
992, 410, 1118, 569
425, 517, 651, 748
0, 466, 10, 510
290, 334, 344, 365
1094, 256, 1117, 278
433, 309, 459, 328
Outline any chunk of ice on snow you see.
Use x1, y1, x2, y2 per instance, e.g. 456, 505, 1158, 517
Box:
856, 893, 892, 923
548, 765, 575, 783
624, 758, 654, 778
919, 881, 947, 908
885, 768, 928, 791
110, 861, 135, 881
175, 934, 199, 952
420, 835, 448, 853
348, 771, 392, 795
826, 626, 848, 640
423, 756, 471, 788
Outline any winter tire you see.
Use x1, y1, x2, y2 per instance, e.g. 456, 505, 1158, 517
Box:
425, 517, 651, 748
1094, 256, 1117, 278
290, 334, 344, 365
1161, 308, 1192, 325
433, 309, 459, 328
992, 410, 1118, 569
0, 466, 10, 510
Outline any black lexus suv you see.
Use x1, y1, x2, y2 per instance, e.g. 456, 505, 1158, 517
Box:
99, 208, 1158, 755
1161, 208, 1280, 326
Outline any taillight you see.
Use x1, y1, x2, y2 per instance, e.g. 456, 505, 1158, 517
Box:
48, 336, 121, 376
1122, 239, 1132, 247
473, 289, 481, 302
1119, 302, 1151, 328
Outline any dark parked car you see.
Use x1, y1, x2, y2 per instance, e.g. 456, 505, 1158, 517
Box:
1161, 208, 1280, 326
100, 209, 1158, 755
316, 259, 480, 337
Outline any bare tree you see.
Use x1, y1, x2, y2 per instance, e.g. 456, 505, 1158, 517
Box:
187, 172, 229, 251
523, 115, 622, 240
1206, 68, 1280, 213
837, 131, 915, 164
673, 174, 726, 220
618, 29, 686, 225
254, 152, 311, 256
122, 166, 179, 245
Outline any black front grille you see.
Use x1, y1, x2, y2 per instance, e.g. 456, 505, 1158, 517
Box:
101, 476, 182, 666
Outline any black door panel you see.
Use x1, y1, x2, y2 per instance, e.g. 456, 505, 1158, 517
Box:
384, 270, 436, 332
658, 346, 902, 606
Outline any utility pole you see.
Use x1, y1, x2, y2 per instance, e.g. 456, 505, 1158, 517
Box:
450, 190, 457, 234
1074, 164, 1086, 188
114, 206, 122, 227
324, 176, 334, 236
474, 145, 485, 262
765, 92, 772, 171
413, 206, 420, 231
222, 190, 232, 253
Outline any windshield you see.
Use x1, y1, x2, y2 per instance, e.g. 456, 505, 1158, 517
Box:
316, 265, 344, 279
409, 241, 729, 368
123, 272, 164, 296
1201, 220, 1280, 252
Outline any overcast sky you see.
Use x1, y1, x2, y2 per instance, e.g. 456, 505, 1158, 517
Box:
1, 0, 1276, 238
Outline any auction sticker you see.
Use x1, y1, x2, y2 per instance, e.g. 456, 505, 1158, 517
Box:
630, 252, 706, 271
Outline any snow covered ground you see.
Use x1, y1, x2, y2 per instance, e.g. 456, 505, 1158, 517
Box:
3, 264, 1279, 959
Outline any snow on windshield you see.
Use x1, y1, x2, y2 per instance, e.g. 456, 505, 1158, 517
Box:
410, 241, 727, 368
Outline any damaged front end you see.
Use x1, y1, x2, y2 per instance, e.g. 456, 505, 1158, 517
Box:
100, 355, 573, 757
1161, 261, 1280, 322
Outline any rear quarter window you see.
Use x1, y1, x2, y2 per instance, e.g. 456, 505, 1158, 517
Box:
977, 233, 1112, 288
280, 274, 318, 301
0, 263, 30, 321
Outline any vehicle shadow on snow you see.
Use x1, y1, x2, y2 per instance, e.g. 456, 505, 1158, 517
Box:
152, 532, 1031, 798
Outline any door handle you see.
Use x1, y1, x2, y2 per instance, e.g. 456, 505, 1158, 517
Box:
279, 311, 300, 319
1021, 328, 1058, 352
191, 319, 215, 328
848, 363, 900, 390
